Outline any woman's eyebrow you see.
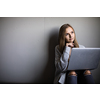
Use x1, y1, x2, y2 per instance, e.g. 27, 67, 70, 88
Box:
71, 31, 74, 32
65, 33, 69, 34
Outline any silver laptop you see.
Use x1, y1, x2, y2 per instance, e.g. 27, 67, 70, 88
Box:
67, 48, 100, 70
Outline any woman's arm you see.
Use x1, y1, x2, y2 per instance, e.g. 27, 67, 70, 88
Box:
55, 46, 71, 72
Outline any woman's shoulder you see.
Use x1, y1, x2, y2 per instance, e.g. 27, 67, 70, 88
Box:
55, 45, 59, 48
79, 44, 85, 48
55, 45, 60, 51
55, 45, 62, 54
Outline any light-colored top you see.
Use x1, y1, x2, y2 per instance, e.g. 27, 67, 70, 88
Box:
54, 44, 85, 84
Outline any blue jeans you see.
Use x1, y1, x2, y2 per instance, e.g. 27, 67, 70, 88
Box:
65, 70, 95, 84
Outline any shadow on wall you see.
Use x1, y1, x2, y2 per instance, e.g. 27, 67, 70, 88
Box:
40, 28, 59, 84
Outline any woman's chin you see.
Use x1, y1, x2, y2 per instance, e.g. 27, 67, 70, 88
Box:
69, 40, 73, 43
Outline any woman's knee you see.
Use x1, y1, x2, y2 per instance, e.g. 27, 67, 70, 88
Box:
84, 70, 91, 75
68, 71, 77, 76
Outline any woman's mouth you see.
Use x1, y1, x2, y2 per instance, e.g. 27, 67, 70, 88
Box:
69, 38, 73, 40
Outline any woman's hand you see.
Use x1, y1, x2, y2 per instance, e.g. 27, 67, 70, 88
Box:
66, 43, 74, 48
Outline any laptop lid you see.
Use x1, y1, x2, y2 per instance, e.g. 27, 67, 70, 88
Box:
67, 48, 100, 70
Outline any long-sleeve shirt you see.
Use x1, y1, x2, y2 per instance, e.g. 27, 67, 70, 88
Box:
54, 44, 85, 84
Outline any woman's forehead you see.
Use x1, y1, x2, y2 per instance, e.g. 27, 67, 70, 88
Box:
65, 27, 73, 33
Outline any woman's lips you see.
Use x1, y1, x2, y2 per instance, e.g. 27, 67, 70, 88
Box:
69, 38, 73, 40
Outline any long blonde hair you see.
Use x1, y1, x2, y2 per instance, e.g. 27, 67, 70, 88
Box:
58, 24, 79, 54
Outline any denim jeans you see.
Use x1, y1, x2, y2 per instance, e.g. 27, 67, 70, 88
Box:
65, 70, 95, 84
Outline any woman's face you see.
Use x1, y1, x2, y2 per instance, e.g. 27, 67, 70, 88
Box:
65, 27, 75, 43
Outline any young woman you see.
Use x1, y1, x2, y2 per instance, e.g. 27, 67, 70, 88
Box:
54, 24, 95, 84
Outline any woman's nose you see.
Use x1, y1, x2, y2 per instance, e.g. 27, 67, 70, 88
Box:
69, 34, 72, 38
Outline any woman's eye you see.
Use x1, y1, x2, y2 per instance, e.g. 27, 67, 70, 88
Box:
71, 31, 73, 34
66, 33, 69, 36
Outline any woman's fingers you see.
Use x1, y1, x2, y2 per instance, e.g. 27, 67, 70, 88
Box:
66, 43, 74, 47
68, 43, 74, 47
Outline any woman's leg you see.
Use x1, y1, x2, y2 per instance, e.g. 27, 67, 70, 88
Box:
66, 71, 77, 84
83, 70, 95, 84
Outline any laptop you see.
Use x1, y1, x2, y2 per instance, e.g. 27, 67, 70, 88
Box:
67, 48, 100, 70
